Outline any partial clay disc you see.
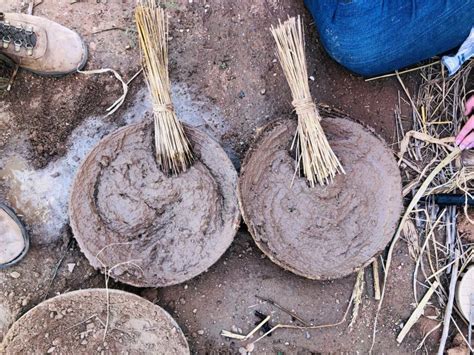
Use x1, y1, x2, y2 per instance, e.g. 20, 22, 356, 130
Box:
69, 121, 240, 287
0, 289, 189, 354
456, 266, 474, 321
239, 117, 403, 280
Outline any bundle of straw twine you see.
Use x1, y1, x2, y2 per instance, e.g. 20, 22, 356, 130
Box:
135, 0, 193, 175
271, 16, 344, 186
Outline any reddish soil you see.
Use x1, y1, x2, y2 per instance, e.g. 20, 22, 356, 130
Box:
0, 0, 436, 353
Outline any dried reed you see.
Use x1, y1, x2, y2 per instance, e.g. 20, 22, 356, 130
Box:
135, 0, 193, 175
271, 16, 344, 186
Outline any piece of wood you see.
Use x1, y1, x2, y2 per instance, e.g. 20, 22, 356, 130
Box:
397, 281, 440, 343
372, 259, 381, 301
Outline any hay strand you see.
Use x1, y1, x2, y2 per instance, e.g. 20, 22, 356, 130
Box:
270, 16, 344, 186
135, 0, 193, 175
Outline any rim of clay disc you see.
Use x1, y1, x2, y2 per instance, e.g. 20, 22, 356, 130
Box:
69, 121, 240, 287
0, 288, 190, 354
238, 116, 403, 280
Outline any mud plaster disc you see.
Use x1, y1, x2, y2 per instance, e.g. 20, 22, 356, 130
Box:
238, 117, 403, 280
0, 289, 189, 354
456, 265, 474, 321
69, 121, 240, 287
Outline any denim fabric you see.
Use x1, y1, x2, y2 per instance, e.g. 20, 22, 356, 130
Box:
304, 0, 474, 76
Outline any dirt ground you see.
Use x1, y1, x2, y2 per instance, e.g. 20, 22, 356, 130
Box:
0, 0, 439, 353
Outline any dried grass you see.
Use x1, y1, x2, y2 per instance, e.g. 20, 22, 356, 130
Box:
371, 59, 474, 352
271, 16, 344, 186
135, 0, 193, 175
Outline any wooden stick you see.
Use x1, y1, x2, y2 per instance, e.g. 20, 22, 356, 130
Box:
437, 249, 460, 355
372, 259, 381, 301
397, 280, 440, 343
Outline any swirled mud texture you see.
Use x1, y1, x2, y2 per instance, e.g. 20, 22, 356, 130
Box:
0, 289, 190, 354
69, 122, 240, 287
239, 117, 402, 280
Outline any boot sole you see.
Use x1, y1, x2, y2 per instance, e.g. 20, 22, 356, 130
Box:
0, 203, 30, 269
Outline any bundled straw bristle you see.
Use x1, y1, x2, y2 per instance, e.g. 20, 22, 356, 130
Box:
135, 0, 193, 175
271, 16, 344, 186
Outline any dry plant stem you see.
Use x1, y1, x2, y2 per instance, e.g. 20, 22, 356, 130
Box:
437, 249, 460, 355
135, 0, 193, 175
372, 259, 381, 301
397, 280, 440, 343
255, 295, 310, 326
370, 148, 461, 352
270, 16, 344, 186
349, 269, 364, 330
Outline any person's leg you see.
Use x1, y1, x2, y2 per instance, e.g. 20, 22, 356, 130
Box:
305, 0, 474, 76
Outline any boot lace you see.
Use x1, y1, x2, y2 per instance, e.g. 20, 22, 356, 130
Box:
0, 12, 37, 55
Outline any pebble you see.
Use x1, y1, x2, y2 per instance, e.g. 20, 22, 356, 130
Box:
309, 75, 315, 81
192, 308, 197, 314
67, 263, 76, 273
231, 325, 239, 333
260, 89, 266, 95
305, 331, 311, 339
197, 329, 204, 335
10, 272, 20, 279
245, 343, 255, 352
81, 340, 88, 345
179, 297, 186, 305
47, 347, 55, 354
21, 298, 28, 306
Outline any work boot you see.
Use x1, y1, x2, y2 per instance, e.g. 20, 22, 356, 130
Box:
0, 12, 87, 76
0, 203, 29, 269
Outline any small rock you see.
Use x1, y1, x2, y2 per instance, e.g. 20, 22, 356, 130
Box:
260, 89, 266, 95
10, 272, 20, 279
238, 91, 246, 99
245, 343, 255, 352
231, 325, 239, 333
192, 308, 197, 314
179, 297, 186, 305
309, 75, 315, 81
21, 298, 28, 306
237, 327, 243, 334
47, 347, 55, 354
197, 329, 204, 335
81, 340, 88, 345
67, 263, 76, 273
305, 331, 311, 339
184, 285, 188, 290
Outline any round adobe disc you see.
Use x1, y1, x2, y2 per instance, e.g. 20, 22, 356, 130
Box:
238, 117, 402, 280
0, 289, 189, 354
69, 121, 240, 287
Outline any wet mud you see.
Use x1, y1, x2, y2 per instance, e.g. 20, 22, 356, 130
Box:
239, 117, 403, 279
69, 121, 240, 287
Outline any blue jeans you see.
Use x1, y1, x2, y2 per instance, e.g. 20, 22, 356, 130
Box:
304, 0, 474, 76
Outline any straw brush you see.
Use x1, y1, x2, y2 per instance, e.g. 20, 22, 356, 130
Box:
135, 0, 193, 175
271, 16, 344, 186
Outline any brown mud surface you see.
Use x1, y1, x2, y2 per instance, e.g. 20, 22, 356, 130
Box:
0, 288, 190, 354
0, 0, 433, 353
239, 117, 403, 280
70, 121, 239, 287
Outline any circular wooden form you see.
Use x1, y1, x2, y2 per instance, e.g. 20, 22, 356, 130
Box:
69, 121, 240, 287
238, 117, 403, 280
0, 289, 190, 354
